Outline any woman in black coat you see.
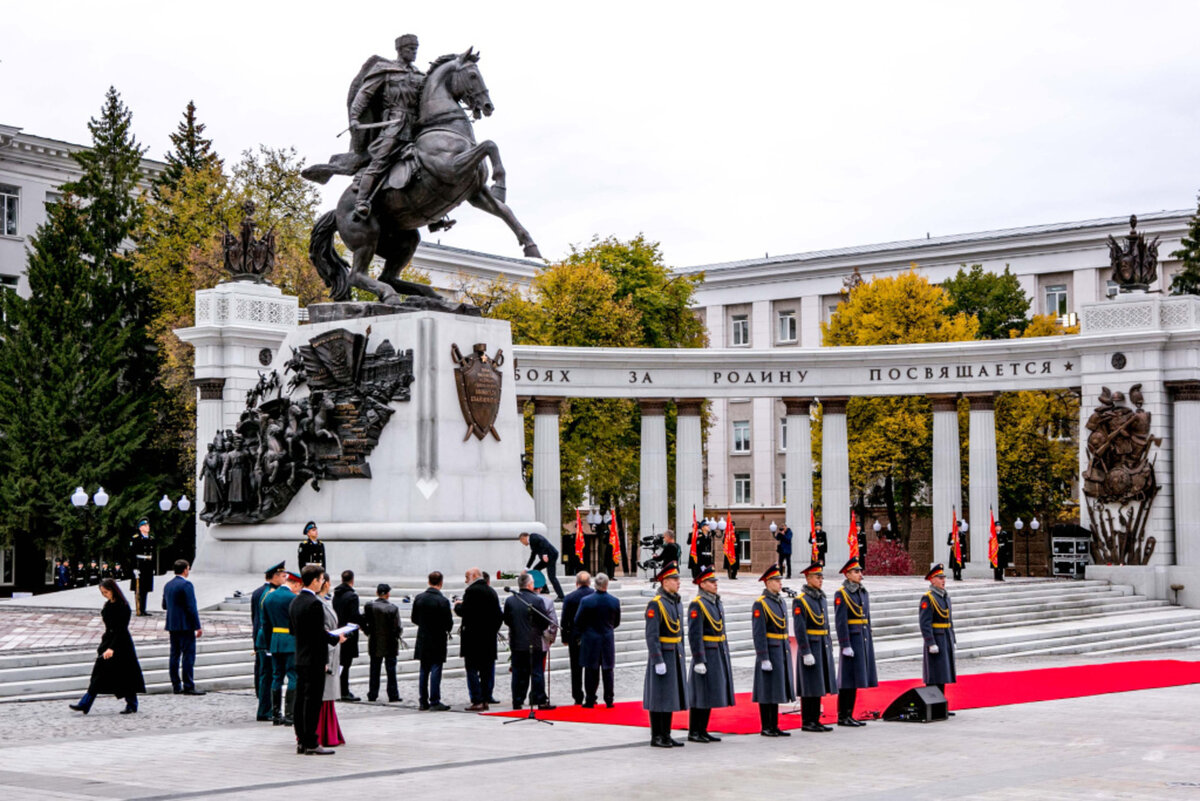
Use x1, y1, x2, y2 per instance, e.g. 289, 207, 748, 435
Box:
69, 579, 146, 714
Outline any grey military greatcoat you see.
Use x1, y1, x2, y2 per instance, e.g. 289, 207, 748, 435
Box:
643, 591, 689, 712
920, 587, 957, 686
687, 592, 735, 709
834, 581, 878, 689
751, 591, 794, 704
793, 586, 837, 697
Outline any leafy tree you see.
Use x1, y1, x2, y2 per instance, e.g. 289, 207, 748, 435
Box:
822, 268, 978, 549
942, 264, 1030, 339
1170, 192, 1200, 295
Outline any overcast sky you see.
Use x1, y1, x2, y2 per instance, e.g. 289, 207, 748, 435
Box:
4, 1, 1199, 268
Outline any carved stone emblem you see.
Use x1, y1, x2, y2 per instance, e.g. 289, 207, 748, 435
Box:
451, 343, 503, 441
1082, 384, 1161, 564
199, 327, 413, 524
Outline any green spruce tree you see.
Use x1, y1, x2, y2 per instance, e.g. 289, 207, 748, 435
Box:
155, 100, 222, 198
1170, 192, 1200, 296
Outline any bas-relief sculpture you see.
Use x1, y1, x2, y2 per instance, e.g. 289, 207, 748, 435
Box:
303, 34, 541, 307
451, 343, 503, 441
1082, 384, 1162, 565
200, 327, 414, 524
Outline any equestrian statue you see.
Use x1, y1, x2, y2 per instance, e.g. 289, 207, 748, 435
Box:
304, 34, 542, 305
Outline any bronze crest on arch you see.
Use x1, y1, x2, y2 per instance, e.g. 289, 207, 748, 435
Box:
452, 343, 503, 442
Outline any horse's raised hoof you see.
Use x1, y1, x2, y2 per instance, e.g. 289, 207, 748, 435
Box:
491, 183, 506, 203
523, 244, 543, 259
382, 294, 406, 307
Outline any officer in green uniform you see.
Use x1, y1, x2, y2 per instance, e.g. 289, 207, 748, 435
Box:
793, 561, 836, 732
834, 557, 877, 727
643, 562, 689, 747
686, 565, 734, 743
752, 564, 794, 737
262, 571, 301, 725
920, 563, 957, 713
251, 561, 285, 721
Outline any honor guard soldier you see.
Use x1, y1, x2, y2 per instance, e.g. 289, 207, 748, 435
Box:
251, 561, 286, 721
920, 564, 957, 713
263, 571, 302, 725
643, 562, 689, 747
686, 565, 734, 743
793, 561, 836, 732
834, 557, 878, 726
130, 519, 156, 615
752, 564, 794, 737
298, 522, 326, 568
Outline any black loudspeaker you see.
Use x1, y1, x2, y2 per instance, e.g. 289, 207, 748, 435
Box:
882, 686, 948, 722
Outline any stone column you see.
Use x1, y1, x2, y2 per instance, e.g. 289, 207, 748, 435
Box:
675, 400, 705, 549
967, 392, 999, 575
639, 400, 669, 548
533, 398, 562, 542
784, 398, 813, 559
1169, 381, 1200, 567
191, 378, 225, 554
821, 397, 850, 570
930, 394, 961, 568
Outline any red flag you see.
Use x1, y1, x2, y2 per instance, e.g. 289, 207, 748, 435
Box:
952, 508, 963, 565
575, 509, 584, 561
810, 506, 818, 563
988, 508, 999, 568
689, 507, 698, 561
609, 509, 622, 565
724, 511, 737, 563
847, 509, 859, 559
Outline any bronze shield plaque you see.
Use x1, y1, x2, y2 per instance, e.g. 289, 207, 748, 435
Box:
452, 343, 504, 441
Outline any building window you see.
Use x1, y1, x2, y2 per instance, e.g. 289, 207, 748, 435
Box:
734, 474, 751, 504
0, 184, 18, 237
1045, 284, 1068, 317
737, 531, 751, 564
1106, 280, 1119, 299
779, 417, 788, 451
731, 314, 749, 346
732, 420, 751, 453
780, 472, 787, 504
776, 310, 797, 343
0, 546, 13, 585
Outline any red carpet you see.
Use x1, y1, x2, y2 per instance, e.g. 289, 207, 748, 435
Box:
485, 660, 1200, 734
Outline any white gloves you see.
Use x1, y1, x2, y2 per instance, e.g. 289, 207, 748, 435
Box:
655, 662, 667, 676
761, 659, 773, 672
842, 647, 855, 657
694, 663, 707, 675
929, 644, 940, 654
802, 654, 816, 667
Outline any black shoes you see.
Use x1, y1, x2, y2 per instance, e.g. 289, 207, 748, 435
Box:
256, 715, 272, 722
68, 703, 89, 714
120, 707, 137, 714
669, 737, 685, 747
182, 688, 206, 696
537, 703, 557, 711
305, 746, 335, 755
605, 702, 615, 709
837, 717, 866, 727
340, 694, 361, 702
801, 722, 828, 733
296, 744, 306, 754
760, 728, 791, 737
651, 736, 674, 748
688, 732, 721, 743
582, 702, 595, 709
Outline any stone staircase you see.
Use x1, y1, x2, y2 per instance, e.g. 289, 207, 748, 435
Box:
3, 579, 1198, 702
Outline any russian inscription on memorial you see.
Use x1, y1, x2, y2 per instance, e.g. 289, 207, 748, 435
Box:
452, 343, 503, 441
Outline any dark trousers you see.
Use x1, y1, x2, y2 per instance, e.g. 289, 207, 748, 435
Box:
511, 648, 546, 706
543, 561, 565, 599
254, 648, 264, 698
649, 710, 674, 741
951, 562, 963, 581
725, 557, 739, 579
294, 662, 326, 750
465, 658, 495, 705
255, 650, 273, 718
339, 653, 355, 697
271, 651, 296, 694
801, 696, 823, 726
584, 665, 613, 705
134, 576, 150, 615
168, 630, 196, 692
759, 703, 779, 732
368, 654, 399, 702
418, 660, 443, 706
567, 640, 584, 703
689, 707, 711, 734
993, 567, 1005, 581
838, 687, 858, 720
779, 553, 792, 578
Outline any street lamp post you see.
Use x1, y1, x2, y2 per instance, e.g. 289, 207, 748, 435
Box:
70, 486, 109, 562
1030, 517, 1041, 577
159, 494, 192, 571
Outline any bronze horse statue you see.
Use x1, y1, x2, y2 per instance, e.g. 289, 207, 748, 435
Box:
308, 49, 542, 304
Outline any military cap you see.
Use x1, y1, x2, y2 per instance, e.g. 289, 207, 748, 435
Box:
137, 519, 149, 527
801, 561, 824, 576
285, 571, 302, 583
925, 563, 945, 581
839, 557, 863, 575
395, 33, 419, 48
758, 564, 783, 582
694, 565, 717, 584
264, 560, 285, 578
654, 562, 680, 583
303, 521, 317, 535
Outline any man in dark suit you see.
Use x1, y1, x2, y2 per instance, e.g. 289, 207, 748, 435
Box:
161, 559, 205, 695
129, 519, 155, 615
504, 571, 552, 709
810, 521, 828, 567
297, 521, 326, 568
455, 567, 503, 711
560, 571, 594, 705
251, 561, 285, 720
289, 564, 345, 755
362, 583, 402, 703
519, 531, 565, 600
411, 571, 453, 711
332, 569, 362, 701
576, 572, 621, 708
774, 523, 794, 578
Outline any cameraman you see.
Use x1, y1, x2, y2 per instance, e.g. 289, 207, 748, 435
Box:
659, 531, 680, 568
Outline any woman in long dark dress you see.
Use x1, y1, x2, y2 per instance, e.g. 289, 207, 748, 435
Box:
69, 578, 146, 714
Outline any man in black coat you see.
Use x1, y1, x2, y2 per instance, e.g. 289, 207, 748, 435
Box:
575, 572, 621, 708
455, 566, 503, 711
332, 570, 362, 701
289, 564, 345, 755
504, 571, 551, 709
411, 571, 453, 711
362, 583, 402, 703
810, 521, 828, 567
297, 521, 326, 569
129, 519, 155, 615
774, 523, 794, 578
659, 531, 681, 571
519, 531, 565, 600
560, 571, 594, 705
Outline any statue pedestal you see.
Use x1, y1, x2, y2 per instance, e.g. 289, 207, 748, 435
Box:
177, 297, 543, 579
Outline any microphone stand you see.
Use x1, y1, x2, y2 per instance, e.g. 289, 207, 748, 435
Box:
502, 586, 556, 726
